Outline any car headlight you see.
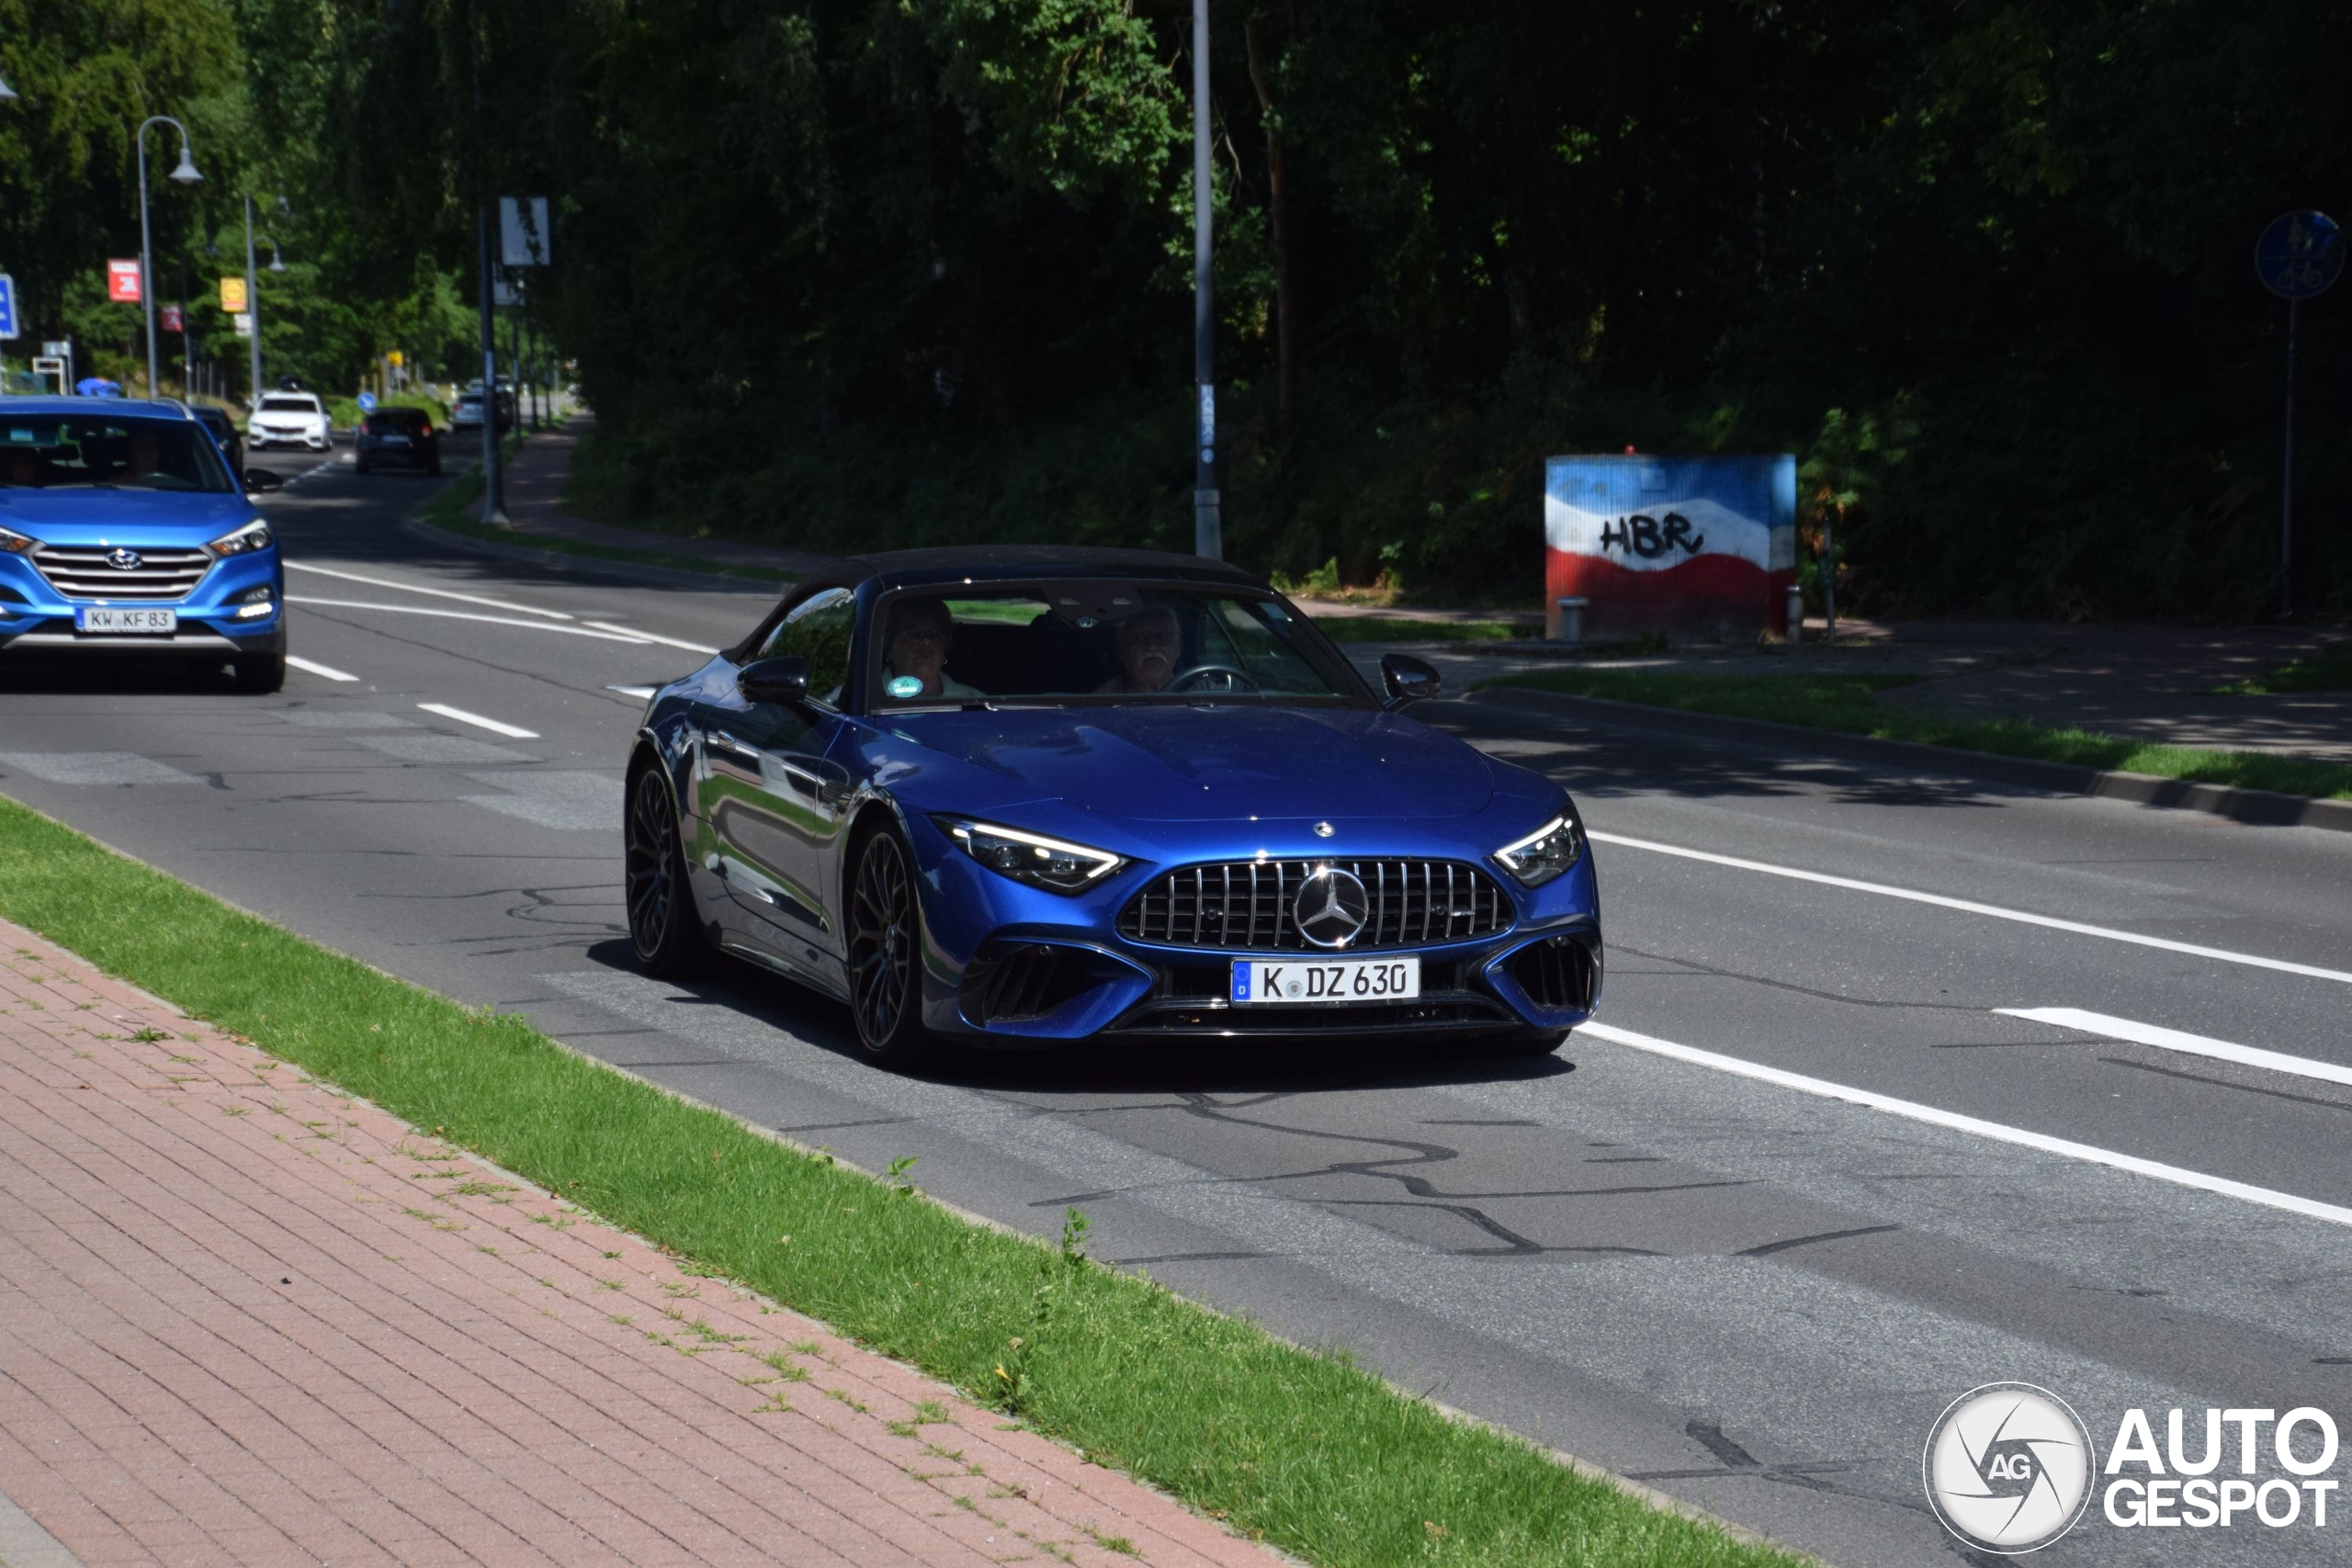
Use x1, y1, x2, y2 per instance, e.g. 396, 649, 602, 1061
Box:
936, 818, 1125, 894
1490, 815, 1583, 887
208, 519, 274, 557
0, 525, 33, 556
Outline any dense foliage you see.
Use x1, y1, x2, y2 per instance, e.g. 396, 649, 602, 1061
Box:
21, 2, 2352, 615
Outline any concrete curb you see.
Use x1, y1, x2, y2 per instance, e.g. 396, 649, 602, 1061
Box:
1464, 686, 2352, 835
403, 515, 785, 595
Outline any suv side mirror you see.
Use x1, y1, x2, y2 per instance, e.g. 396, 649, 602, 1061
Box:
738, 655, 812, 707
1380, 652, 1442, 709
243, 468, 283, 493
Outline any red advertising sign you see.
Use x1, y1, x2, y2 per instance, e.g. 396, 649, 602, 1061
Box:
160, 304, 185, 333
107, 260, 142, 303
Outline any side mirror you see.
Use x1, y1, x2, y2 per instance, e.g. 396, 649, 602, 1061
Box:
1381, 652, 1442, 709
243, 468, 283, 493
737, 655, 811, 707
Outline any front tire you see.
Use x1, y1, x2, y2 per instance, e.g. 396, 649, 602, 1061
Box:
846, 829, 940, 1070
232, 653, 285, 694
625, 766, 709, 977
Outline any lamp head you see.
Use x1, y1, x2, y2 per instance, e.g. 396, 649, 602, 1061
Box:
169, 145, 203, 185
267, 253, 287, 275
0, 75, 19, 105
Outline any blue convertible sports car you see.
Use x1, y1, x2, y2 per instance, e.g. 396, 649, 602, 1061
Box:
0, 398, 288, 692
624, 547, 1602, 1068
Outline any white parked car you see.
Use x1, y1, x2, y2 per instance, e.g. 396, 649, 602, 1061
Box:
247, 391, 332, 453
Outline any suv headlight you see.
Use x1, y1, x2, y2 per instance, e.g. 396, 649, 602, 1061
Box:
1490, 815, 1583, 887
0, 525, 33, 556
208, 518, 274, 557
936, 818, 1125, 894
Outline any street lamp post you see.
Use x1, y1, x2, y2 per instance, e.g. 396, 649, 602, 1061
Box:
241, 197, 285, 405
1191, 0, 1219, 559
136, 116, 202, 399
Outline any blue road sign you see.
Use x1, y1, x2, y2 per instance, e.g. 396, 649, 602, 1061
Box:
2256, 210, 2344, 300
0, 276, 17, 340
356, 391, 378, 412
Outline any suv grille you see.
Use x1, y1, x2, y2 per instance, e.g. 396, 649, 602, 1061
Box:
31, 545, 212, 602
1118, 859, 1513, 952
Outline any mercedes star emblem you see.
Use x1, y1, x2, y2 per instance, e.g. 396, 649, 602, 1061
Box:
1293, 866, 1371, 948
107, 548, 144, 571
1313, 820, 1335, 838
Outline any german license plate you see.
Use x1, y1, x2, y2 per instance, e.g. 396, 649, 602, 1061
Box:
75, 607, 177, 635
1230, 956, 1419, 1005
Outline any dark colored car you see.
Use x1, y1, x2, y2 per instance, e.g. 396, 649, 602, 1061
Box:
355, 408, 443, 475
0, 398, 288, 692
622, 547, 1604, 1071
188, 404, 245, 480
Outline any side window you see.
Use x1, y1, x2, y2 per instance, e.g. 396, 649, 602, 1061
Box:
758, 587, 857, 705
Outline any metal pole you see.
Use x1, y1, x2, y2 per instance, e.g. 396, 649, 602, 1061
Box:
477, 200, 505, 522
1191, 0, 1219, 559
243, 198, 263, 403
2281, 297, 2298, 617
138, 134, 158, 399
1821, 515, 1837, 639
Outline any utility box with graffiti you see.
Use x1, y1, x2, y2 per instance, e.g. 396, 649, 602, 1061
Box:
1544, 454, 1797, 640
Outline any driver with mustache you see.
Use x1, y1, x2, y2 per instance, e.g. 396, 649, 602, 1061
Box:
1097, 605, 1181, 694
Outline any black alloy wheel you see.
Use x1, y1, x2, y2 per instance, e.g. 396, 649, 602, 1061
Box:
847, 829, 938, 1069
626, 766, 707, 976
232, 653, 285, 694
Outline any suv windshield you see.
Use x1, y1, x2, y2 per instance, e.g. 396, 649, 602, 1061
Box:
0, 417, 236, 492
258, 396, 318, 414
866, 584, 1363, 710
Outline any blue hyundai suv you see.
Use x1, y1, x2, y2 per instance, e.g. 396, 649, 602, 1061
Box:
0, 398, 288, 692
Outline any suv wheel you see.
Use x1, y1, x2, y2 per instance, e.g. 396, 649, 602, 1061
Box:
232, 654, 285, 694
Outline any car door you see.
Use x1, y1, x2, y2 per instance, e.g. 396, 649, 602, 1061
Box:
691, 587, 860, 961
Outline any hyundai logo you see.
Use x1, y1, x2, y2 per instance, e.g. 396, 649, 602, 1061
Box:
107, 548, 144, 571
1293, 866, 1370, 948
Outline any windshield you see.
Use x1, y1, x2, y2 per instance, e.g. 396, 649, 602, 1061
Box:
865, 584, 1363, 710
258, 396, 318, 414
0, 417, 237, 492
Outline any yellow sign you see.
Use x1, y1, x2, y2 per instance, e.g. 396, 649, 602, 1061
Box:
219, 276, 248, 312
387, 350, 403, 367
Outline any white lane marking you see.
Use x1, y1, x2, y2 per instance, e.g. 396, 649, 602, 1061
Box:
287, 597, 650, 644
284, 654, 358, 682
582, 621, 720, 655
1587, 829, 2352, 987
607, 684, 658, 700
286, 561, 575, 620
1579, 1020, 2352, 1229
1996, 1007, 2352, 1089
417, 703, 539, 739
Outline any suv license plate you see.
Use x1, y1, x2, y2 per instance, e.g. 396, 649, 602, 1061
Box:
1231, 957, 1419, 1005
75, 607, 177, 635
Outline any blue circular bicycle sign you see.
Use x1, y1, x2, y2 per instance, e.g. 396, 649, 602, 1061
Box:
2256, 210, 2343, 299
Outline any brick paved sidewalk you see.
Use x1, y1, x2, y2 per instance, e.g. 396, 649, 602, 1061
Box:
0, 921, 1291, 1568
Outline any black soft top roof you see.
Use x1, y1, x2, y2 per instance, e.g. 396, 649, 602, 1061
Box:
799, 545, 1261, 598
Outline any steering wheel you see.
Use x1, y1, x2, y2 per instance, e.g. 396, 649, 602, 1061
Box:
1167, 662, 1261, 694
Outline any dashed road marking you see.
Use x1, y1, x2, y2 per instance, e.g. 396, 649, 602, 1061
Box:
287, 596, 650, 643
285, 654, 359, 682
286, 561, 577, 620
417, 703, 538, 739
1997, 1007, 2352, 1089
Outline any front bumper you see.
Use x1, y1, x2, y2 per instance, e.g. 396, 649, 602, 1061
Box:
904, 815, 1604, 1045
249, 427, 330, 451
0, 548, 288, 658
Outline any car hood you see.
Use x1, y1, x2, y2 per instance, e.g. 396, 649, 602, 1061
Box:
0, 489, 254, 545
888, 704, 1495, 821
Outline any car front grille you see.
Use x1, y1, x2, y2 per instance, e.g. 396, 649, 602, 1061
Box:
30, 545, 212, 602
1117, 858, 1513, 952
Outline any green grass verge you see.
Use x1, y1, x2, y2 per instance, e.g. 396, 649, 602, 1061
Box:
1313, 617, 1535, 644
1480, 669, 2352, 802
2212, 643, 2352, 694
415, 439, 797, 585
0, 794, 1794, 1568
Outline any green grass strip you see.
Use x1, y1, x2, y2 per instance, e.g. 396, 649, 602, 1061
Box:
0, 795, 1796, 1568
1313, 617, 1535, 644
1480, 669, 2352, 802
2211, 642, 2352, 695
415, 441, 798, 586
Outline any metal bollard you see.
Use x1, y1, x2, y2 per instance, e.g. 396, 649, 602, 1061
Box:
1555, 596, 1589, 645
1784, 583, 1804, 644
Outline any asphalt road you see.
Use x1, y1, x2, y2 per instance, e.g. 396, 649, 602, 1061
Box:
6, 456, 2351, 1566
